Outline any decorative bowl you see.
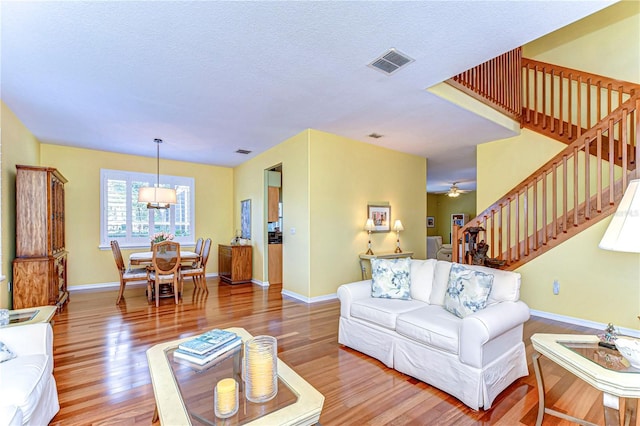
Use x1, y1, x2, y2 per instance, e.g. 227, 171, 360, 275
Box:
614, 336, 640, 369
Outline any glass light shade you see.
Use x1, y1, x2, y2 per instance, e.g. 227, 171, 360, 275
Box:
138, 186, 177, 205
364, 218, 376, 231
393, 220, 404, 232
599, 179, 640, 253
447, 191, 460, 198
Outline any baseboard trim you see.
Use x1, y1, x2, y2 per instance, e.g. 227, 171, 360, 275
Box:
530, 309, 640, 338
69, 273, 219, 292
281, 289, 338, 304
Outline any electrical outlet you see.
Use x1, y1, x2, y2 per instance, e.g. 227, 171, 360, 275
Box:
553, 280, 560, 295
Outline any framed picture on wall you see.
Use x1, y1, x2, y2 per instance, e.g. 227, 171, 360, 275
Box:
426, 216, 435, 228
241, 199, 251, 239
368, 205, 391, 232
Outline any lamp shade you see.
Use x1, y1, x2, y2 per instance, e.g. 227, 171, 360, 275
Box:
393, 220, 404, 232
364, 218, 376, 231
138, 187, 177, 205
599, 179, 640, 253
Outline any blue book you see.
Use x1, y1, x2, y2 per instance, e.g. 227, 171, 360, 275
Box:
178, 329, 238, 355
174, 336, 242, 365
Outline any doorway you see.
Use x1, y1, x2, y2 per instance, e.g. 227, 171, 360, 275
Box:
265, 165, 282, 284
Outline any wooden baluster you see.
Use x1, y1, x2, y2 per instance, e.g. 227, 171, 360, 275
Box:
532, 178, 538, 251
515, 194, 520, 261
597, 128, 602, 212
597, 81, 602, 122
636, 99, 640, 178
550, 69, 555, 133
607, 83, 612, 116
498, 205, 503, 260
586, 78, 592, 129
534, 65, 539, 126
506, 199, 512, 264
542, 67, 547, 129
585, 137, 591, 220
542, 170, 548, 245
490, 210, 496, 258
573, 147, 579, 226
523, 187, 529, 257
576, 76, 582, 138
559, 72, 564, 135
622, 110, 628, 189
452, 225, 459, 263
618, 88, 624, 160
609, 118, 615, 204
516, 49, 522, 116
568, 73, 573, 140
552, 163, 558, 239
563, 155, 568, 232
632, 107, 637, 167
526, 64, 531, 123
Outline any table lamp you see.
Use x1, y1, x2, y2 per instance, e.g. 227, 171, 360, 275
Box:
364, 218, 376, 255
393, 220, 404, 253
599, 179, 640, 253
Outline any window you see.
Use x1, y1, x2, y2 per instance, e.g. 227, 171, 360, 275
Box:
100, 169, 195, 248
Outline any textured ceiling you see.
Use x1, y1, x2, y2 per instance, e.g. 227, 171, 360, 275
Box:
0, 1, 615, 192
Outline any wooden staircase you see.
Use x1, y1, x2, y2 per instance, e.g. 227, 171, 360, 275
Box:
446, 48, 640, 270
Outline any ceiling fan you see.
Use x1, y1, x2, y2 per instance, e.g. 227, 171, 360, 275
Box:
444, 182, 470, 198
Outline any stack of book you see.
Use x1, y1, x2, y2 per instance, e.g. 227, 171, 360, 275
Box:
174, 329, 242, 365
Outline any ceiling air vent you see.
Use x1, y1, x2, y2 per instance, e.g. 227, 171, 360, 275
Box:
236, 149, 252, 154
368, 48, 414, 76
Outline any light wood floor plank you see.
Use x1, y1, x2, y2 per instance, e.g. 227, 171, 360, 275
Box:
46, 278, 635, 425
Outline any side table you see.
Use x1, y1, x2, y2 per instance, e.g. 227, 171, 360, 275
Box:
2, 305, 57, 328
358, 252, 414, 280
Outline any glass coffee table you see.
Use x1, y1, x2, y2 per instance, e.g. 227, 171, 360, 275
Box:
146, 327, 324, 425
531, 333, 640, 426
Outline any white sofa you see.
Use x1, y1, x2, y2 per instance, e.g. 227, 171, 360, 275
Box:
0, 323, 60, 426
337, 258, 530, 410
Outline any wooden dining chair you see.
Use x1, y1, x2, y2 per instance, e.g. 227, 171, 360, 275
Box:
180, 238, 211, 291
193, 237, 204, 261
110, 240, 148, 304
148, 241, 181, 307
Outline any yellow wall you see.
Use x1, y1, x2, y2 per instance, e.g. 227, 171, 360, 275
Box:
308, 130, 426, 297
233, 130, 310, 293
477, 2, 640, 328
234, 129, 426, 299
1, 101, 41, 308
39, 144, 233, 288
427, 192, 477, 244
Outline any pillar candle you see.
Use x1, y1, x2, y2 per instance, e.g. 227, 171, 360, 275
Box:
215, 378, 238, 418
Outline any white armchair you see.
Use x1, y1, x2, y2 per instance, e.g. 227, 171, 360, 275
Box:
0, 323, 59, 425
426, 236, 452, 261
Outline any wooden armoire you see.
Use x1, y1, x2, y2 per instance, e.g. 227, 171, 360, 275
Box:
12, 165, 69, 309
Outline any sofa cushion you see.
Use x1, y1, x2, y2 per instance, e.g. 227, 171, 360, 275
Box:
0, 354, 52, 423
430, 261, 520, 306
429, 261, 453, 305
409, 259, 436, 303
371, 257, 412, 300
0, 405, 23, 426
444, 263, 494, 318
396, 305, 461, 354
0, 341, 16, 363
351, 298, 424, 330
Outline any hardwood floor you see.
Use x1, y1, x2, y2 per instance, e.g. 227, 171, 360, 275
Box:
47, 278, 632, 425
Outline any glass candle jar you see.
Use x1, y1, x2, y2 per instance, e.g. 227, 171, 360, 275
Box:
244, 335, 278, 403
214, 378, 238, 418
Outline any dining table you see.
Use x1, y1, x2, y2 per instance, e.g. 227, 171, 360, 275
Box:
129, 250, 200, 267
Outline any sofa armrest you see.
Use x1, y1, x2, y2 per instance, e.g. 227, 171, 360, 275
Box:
459, 301, 530, 367
0, 323, 53, 356
337, 280, 371, 318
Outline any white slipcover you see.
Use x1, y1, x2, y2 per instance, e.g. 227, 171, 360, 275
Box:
0, 323, 60, 426
338, 259, 530, 410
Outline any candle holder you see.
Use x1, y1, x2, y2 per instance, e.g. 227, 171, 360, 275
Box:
243, 335, 278, 403
214, 378, 238, 418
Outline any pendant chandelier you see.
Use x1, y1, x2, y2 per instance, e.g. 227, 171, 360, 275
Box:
138, 138, 177, 209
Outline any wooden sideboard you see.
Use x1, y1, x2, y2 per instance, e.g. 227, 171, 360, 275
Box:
13, 165, 69, 309
218, 244, 252, 284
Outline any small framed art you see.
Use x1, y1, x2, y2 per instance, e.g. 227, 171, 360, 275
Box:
427, 216, 435, 228
368, 205, 391, 232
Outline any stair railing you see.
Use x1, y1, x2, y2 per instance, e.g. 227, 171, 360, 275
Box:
453, 94, 640, 270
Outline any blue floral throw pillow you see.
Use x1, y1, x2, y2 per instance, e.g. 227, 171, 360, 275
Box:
444, 263, 494, 318
0, 341, 16, 363
371, 257, 411, 300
